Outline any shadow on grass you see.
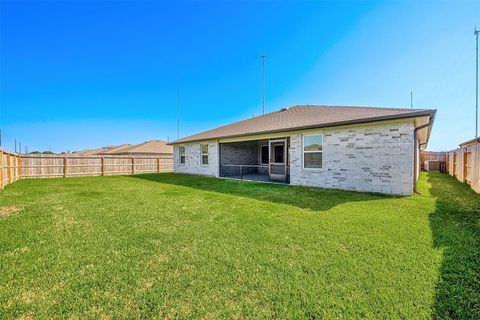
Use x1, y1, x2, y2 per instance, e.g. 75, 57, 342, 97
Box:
131, 173, 390, 212
426, 172, 480, 319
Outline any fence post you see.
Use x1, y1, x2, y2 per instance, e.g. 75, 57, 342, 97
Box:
7, 153, 11, 184
101, 156, 105, 176
157, 158, 161, 173
13, 155, 17, 181
132, 158, 135, 175
0, 150, 3, 189
64, 156, 68, 178
17, 155, 21, 180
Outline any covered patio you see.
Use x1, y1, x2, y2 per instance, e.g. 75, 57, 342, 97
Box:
219, 138, 290, 183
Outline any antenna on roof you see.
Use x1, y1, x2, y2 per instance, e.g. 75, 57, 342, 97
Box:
261, 54, 266, 115
410, 91, 413, 109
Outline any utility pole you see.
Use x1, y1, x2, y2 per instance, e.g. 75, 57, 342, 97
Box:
475, 27, 479, 137
15, 139, 17, 153
261, 54, 266, 115
176, 70, 180, 140
19, 142, 21, 154
176, 86, 180, 140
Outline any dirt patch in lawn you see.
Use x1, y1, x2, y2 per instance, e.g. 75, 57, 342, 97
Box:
0, 206, 22, 218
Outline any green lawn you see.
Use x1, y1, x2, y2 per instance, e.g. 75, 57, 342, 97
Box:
0, 172, 478, 319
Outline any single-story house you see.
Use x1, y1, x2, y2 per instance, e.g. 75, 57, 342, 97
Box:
105, 140, 173, 156
170, 105, 436, 195
72, 141, 173, 157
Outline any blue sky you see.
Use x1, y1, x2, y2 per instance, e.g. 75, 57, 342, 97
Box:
1, 1, 479, 152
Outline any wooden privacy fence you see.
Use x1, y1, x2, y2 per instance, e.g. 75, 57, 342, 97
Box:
1, 149, 21, 189
446, 138, 480, 194
0, 152, 173, 189
420, 151, 447, 173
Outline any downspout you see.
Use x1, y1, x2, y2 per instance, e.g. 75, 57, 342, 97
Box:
413, 117, 434, 194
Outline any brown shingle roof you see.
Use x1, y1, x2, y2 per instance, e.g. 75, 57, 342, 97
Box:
103, 144, 133, 154
72, 146, 113, 156
114, 140, 173, 155
172, 105, 436, 144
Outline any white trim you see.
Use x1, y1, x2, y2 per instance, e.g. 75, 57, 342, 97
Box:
200, 144, 209, 165
179, 145, 186, 165
302, 133, 323, 170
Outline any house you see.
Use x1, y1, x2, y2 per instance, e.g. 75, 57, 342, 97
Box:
72, 146, 115, 156
101, 144, 133, 154
72, 141, 173, 157
170, 105, 436, 195
106, 140, 172, 156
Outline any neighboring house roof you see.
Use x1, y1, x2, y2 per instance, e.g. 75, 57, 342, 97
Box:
103, 144, 133, 154
112, 140, 173, 155
72, 146, 113, 156
171, 105, 436, 144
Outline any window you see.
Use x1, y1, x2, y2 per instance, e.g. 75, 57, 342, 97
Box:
303, 134, 322, 169
201, 144, 209, 165
179, 146, 185, 164
260, 145, 269, 165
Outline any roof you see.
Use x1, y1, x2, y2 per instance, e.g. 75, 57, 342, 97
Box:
113, 140, 173, 155
72, 146, 113, 156
172, 105, 436, 144
103, 144, 133, 154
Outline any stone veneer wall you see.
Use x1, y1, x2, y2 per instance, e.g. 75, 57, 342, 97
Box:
173, 142, 219, 177
289, 121, 415, 195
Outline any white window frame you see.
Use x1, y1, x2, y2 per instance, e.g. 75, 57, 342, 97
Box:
179, 146, 186, 164
200, 144, 209, 165
302, 134, 323, 170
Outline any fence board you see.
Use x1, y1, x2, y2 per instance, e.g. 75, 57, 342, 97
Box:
446, 140, 480, 193
1, 149, 20, 189
0, 150, 172, 189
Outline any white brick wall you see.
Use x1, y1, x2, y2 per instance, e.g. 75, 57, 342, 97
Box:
289, 121, 415, 195
173, 142, 219, 177
172, 121, 416, 195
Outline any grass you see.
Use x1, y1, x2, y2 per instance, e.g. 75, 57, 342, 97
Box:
0, 172, 478, 319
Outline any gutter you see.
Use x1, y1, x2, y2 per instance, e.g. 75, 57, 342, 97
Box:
413, 116, 435, 194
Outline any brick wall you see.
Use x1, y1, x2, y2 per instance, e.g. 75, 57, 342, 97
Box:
173, 120, 416, 195
289, 121, 415, 195
174, 142, 219, 177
